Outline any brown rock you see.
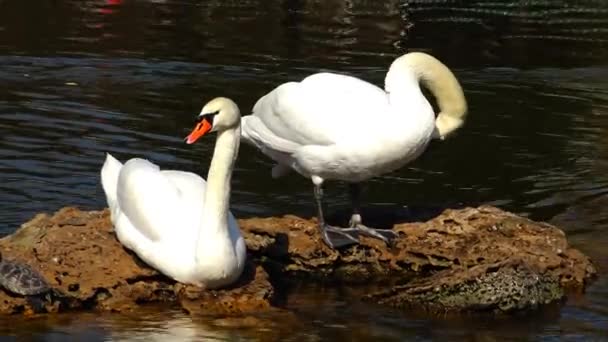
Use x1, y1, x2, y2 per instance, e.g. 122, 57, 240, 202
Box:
240, 205, 596, 312
0, 205, 596, 315
366, 261, 564, 314
177, 262, 274, 316
242, 206, 595, 286
0, 207, 273, 315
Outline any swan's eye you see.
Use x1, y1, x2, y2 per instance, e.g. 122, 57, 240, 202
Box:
203, 110, 220, 117
195, 110, 219, 125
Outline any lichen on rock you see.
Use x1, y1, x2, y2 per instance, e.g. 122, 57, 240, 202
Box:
367, 262, 563, 314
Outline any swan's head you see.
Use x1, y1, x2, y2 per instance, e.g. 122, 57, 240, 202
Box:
185, 97, 241, 144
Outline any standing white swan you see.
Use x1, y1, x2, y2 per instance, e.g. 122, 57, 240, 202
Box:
100, 97, 246, 289
240, 52, 467, 249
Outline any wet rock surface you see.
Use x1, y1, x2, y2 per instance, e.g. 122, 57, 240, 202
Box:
0, 205, 596, 315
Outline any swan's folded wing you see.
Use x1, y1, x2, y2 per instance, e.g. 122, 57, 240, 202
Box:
250, 73, 389, 146
161, 170, 206, 236
117, 158, 185, 242
250, 81, 333, 147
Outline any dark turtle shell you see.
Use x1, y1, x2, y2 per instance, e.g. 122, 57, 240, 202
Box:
0, 259, 50, 296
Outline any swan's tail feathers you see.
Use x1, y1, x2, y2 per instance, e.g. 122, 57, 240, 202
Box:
101, 153, 123, 222
241, 115, 300, 178
240, 115, 300, 153
240, 115, 256, 147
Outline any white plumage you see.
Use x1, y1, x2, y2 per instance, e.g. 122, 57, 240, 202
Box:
241, 52, 467, 248
101, 98, 247, 288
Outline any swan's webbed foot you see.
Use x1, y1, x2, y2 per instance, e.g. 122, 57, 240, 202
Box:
312, 180, 360, 249
348, 214, 397, 246
319, 224, 360, 249
313, 179, 395, 249
346, 184, 398, 246
349, 223, 397, 246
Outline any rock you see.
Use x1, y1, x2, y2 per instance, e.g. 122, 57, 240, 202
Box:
367, 263, 563, 314
0, 205, 596, 315
242, 206, 595, 283
241, 205, 596, 312
177, 262, 274, 316
0, 207, 273, 315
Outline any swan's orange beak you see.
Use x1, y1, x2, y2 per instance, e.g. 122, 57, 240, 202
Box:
185, 118, 212, 144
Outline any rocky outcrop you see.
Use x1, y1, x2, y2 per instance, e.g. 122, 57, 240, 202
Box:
0, 208, 273, 316
0, 205, 596, 315
242, 205, 595, 313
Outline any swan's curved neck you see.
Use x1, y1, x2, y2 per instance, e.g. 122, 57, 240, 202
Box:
198, 123, 240, 238
386, 52, 467, 140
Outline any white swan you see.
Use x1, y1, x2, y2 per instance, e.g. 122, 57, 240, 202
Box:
100, 97, 247, 289
241, 52, 467, 249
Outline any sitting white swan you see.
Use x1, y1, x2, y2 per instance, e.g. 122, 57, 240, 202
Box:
100, 97, 246, 288
239, 52, 468, 249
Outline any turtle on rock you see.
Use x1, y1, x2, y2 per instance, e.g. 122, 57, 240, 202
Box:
0, 251, 51, 296
0, 251, 54, 312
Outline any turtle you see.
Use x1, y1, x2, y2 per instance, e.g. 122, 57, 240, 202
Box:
0, 251, 54, 312
0, 251, 50, 296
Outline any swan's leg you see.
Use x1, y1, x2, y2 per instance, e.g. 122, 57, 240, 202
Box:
348, 183, 398, 245
312, 176, 359, 249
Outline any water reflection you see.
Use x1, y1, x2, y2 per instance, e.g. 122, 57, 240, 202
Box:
0, 309, 237, 341
106, 311, 233, 342
405, 0, 608, 67
0, 0, 608, 341
0, 287, 580, 341
3, 1, 605, 67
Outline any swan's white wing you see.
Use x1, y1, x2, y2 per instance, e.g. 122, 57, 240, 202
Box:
116, 158, 188, 242
163, 170, 238, 235
161, 170, 206, 207
249, 72, 390, 147
161, 170, 207, 239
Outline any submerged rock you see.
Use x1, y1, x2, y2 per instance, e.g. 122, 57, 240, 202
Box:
0, 205, 596, 315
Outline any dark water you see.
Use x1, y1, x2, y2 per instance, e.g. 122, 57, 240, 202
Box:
1, 0, 608, 340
